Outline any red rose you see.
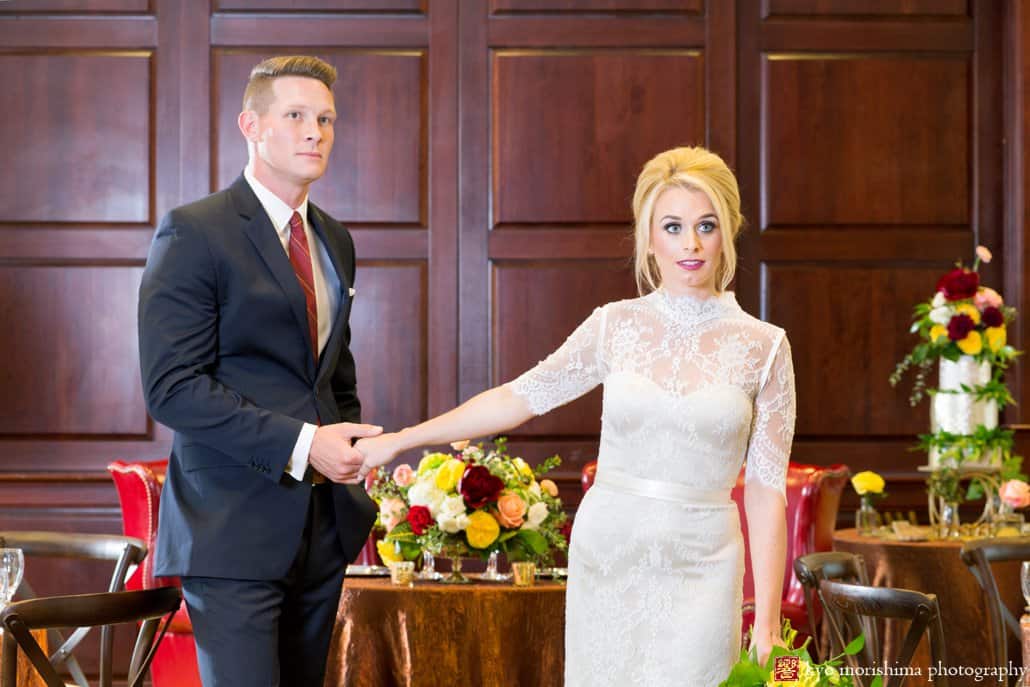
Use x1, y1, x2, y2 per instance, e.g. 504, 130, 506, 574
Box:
982, 306, 1004, 328
936, 268, 980, 301
947, 313, 976, 341
559, 519, 573, 543
459, 465, 504, 508
406, 505, 433, 535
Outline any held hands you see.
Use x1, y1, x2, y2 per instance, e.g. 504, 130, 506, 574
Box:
353, 432, 404, 482
308, 422, 383, 483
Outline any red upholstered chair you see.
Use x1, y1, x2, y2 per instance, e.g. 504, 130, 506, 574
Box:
579, 460, 850, 648
107, 460, 201, 687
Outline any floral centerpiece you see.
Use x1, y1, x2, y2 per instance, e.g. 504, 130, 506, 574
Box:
720, 621, 876, 687
890, 245, 1024, 522
369, 437, 569, 583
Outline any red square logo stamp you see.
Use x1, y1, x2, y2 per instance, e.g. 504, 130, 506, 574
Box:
773, 655, 800, 681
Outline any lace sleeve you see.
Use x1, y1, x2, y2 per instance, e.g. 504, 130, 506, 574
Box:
506, 306, 608, 416
744, 331, 796, 499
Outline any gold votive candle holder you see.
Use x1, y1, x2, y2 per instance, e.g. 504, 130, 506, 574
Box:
389, 560, 415, 587
511, 561, 536, 587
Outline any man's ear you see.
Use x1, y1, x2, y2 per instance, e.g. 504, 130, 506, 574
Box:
238, 110, 259, 141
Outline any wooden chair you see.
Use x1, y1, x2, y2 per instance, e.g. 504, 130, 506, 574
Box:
0, 531, 146, 687
793, 551, 875, 663
1, 587, 181, 687
959, 537, 1030, 673
819, 579, 948, 687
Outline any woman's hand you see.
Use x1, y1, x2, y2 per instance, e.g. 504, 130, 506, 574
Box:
354, 432, 404, 480
752, 629, 788, 667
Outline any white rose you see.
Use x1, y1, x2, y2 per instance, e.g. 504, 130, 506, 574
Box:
932, 291, 946, 308
929, 306, 952, 325
529, 481, 542, 497
439, 494, 467, 518
522, 502, 549, 530
438, 512, 470, 534
408, 480, 446, 518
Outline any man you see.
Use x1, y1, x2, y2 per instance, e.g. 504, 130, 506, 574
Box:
138, 55, 380, 686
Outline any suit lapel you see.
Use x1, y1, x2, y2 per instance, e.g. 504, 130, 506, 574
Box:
231, 176, 316, 379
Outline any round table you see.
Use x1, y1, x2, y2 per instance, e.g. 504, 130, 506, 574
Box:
325, 576, 566, 687
1, 628, 48, 687
833, 528, 1022, 687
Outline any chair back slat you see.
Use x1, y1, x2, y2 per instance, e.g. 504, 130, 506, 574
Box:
959, 536, 1030, 672
794, 551, 875, 664
819, 579, 948, 687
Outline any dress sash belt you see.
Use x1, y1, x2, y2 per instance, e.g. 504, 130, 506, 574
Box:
593, 468, 731, 505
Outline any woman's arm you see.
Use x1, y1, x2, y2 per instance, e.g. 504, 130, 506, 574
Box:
745, 483, 787, 663
354, 385, 534, 478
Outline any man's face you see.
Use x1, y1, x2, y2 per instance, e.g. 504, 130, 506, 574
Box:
247, 75, 336, 191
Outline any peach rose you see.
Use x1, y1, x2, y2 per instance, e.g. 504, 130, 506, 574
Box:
540, 479, 559, 498
495, 491, 527, 528
974, 287, 1004, 310
392, 463, 415, 487
379, 497, 407, 532
1000, 479, 1030, 509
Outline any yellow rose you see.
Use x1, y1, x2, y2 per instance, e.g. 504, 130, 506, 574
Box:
851, 470, 885, 495
957, 330, 983, 355
418, 452, 450, 475
435, 458, 467, 492
376, 540, 403, 565
987, 326, 1006, 352
929, 324, 948, 343
955, 302, 981, 324
512, 457, 534, 479
465, 510, 500, 549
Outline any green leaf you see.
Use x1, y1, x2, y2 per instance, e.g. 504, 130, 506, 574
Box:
844, 634, 865, 655
515, 528, 548, 555
869, 676, 884, 687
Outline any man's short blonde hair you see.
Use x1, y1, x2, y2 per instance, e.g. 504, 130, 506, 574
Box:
242, 55, 337, 114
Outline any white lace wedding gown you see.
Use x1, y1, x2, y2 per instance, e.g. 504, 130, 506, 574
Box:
508, 290, 796, 686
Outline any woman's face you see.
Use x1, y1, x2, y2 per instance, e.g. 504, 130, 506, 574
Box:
649, 186, 723, 298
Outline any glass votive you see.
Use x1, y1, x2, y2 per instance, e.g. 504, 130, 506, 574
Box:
994, 513, 1026, 538
390, 561, 415, 587
511, 561, 536, 587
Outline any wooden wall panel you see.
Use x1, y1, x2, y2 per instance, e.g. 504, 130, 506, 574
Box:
490, 0, 703, 13
762, 54, 969, 228
0, 52, 152, 224
348, 262, 427, 432
212, 48, 425, 225
762, 264, 943, 437
764, 0, 968, 17
0, 0, 151, 11
0, 266, 146, 436
491, 260, 637, 435
492, 50, 704, 226
214, 0, 424, 10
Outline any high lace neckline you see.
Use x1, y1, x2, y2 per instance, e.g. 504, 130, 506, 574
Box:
646, 289, 741, 327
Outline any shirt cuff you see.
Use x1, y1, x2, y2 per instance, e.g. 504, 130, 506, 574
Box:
286, 423, 318, 481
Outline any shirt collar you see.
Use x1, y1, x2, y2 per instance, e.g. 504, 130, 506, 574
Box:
244, 165, 309, 238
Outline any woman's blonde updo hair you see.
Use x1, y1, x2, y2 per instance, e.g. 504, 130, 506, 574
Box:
631, 146, 744, 295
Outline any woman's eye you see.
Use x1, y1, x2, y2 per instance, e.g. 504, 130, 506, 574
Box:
286, 112, 300, 119
697, 221, 717, 234
319, 116, 333, 125
663, 223, 681, 234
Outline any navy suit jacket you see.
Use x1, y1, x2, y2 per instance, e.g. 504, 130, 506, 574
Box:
138, 174, 377, 579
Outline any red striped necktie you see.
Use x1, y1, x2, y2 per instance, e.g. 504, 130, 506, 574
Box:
287, 211, 319, 364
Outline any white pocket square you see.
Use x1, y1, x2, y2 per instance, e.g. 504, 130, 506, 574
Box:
348, 287, 356, 297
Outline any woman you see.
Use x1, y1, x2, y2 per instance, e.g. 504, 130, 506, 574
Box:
355, 146, 795, 684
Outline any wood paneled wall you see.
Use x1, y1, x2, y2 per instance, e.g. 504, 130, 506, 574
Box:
0, 0, 1023, 675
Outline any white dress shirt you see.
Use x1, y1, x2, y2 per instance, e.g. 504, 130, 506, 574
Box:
244, 166, 341, 481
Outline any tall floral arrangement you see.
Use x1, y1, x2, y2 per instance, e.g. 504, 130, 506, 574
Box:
890, 245, 1024, 507
369, 437, 569, 566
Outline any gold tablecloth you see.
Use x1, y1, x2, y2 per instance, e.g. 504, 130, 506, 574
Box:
834, 528, 1021, 687
2, 629, 48, 687
326, 576, 566, 687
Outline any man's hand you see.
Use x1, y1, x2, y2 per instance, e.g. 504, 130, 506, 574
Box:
354, 432, 404, 481
308, 422, 383, 483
